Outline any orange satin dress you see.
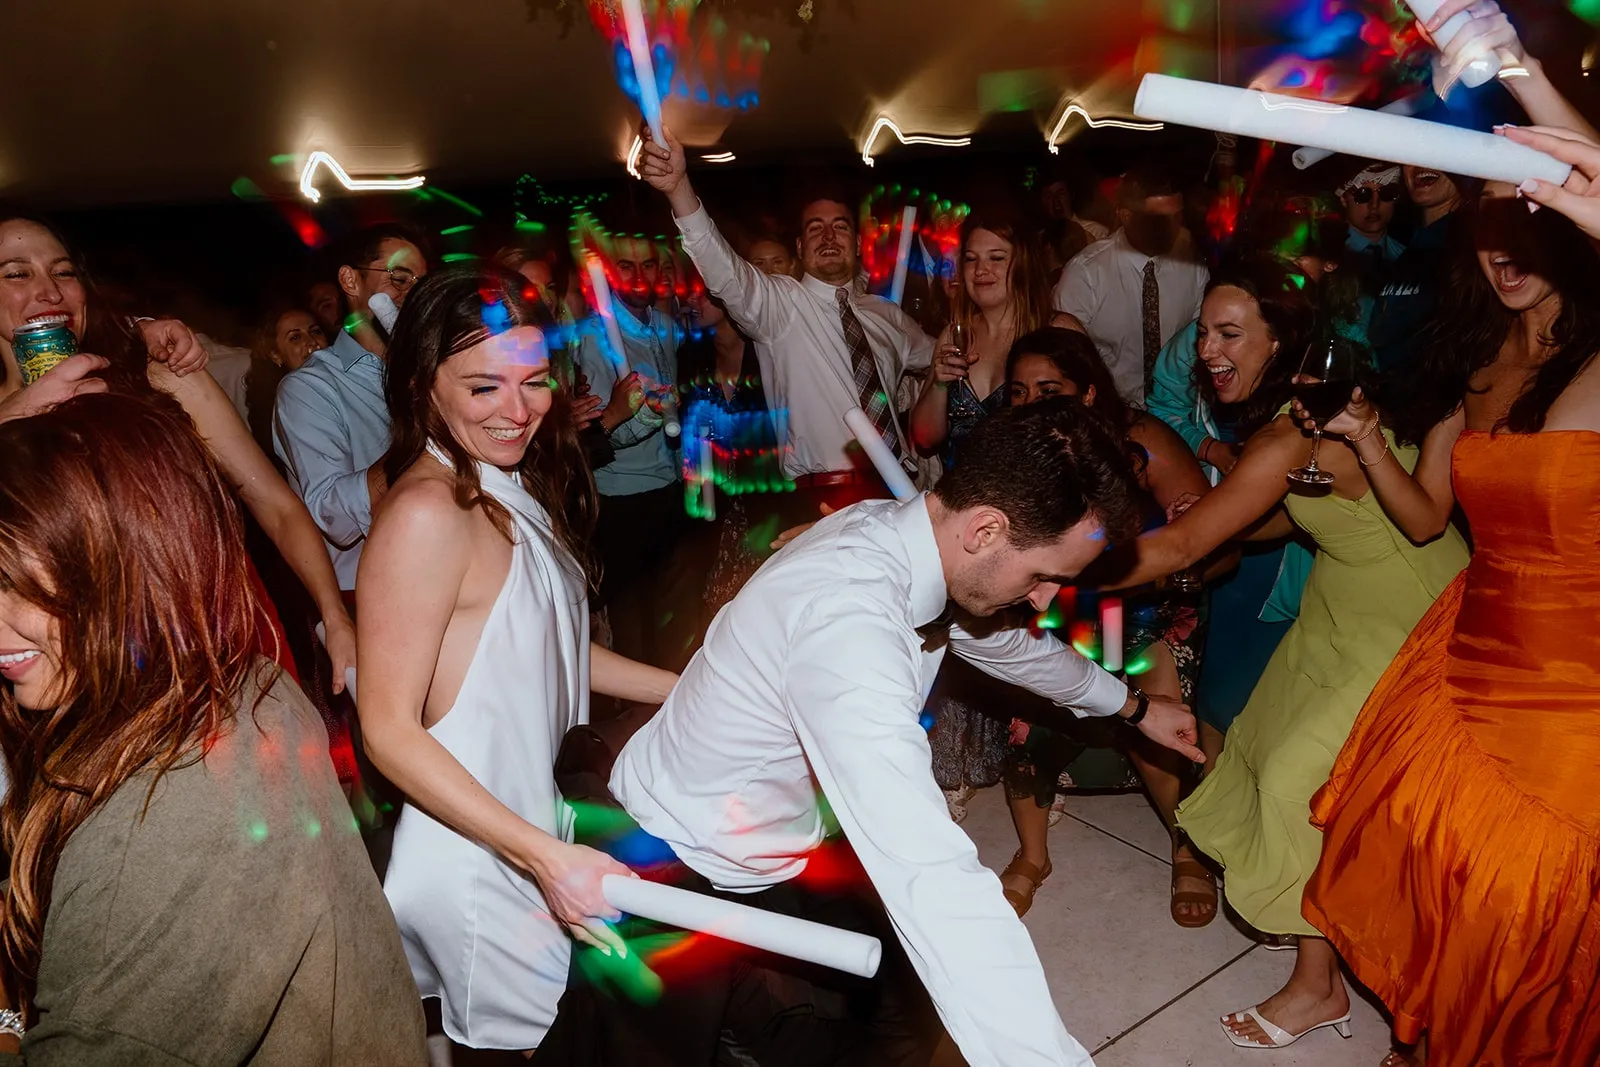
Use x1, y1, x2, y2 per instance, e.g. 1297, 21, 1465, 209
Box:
1306, 430, 1600, 1066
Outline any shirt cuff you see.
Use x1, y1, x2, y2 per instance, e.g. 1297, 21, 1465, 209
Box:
674, 203, 714, 240
1078, 665, 1132, 718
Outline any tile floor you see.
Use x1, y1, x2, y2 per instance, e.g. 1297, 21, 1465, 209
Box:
958, 787, 1394, 1066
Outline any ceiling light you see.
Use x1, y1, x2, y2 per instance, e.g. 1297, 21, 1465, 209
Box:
298, 150, 425, 203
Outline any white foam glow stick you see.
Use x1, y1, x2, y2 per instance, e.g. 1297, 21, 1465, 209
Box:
844, 407, 916, 502
888, 206, 918, 307
368, 292, 400, 333
314, 622, 358, 703
1292, 95, 1424, 170
602, 875, 883, 978
584, 254, 631, 375
1400, 0, 1502, 89
619, 0, 668, 148
1134, 75, 1570, 187
1100, 597, 1124, 673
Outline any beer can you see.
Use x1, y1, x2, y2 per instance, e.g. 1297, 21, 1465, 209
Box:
13, 320, 78, 385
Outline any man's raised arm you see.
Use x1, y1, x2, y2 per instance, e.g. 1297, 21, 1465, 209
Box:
637, 123, 791, 344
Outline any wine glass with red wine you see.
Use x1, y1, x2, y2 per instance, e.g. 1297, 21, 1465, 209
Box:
1287, 335, 1363, 486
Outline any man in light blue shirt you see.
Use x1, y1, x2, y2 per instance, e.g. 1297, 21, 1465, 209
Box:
1340, 163, 1406, 264
573, 232, 690, 670
274, 224, 429, 594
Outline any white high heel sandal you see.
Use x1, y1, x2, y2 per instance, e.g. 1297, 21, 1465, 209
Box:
1221, 1005, 1353, 1048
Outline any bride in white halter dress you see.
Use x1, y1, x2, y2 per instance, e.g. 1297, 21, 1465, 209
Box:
354, 267, 678, 1051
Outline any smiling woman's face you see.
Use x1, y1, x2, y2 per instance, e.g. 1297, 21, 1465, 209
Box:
0, 220, 88, 348
0, 581, 63, 712
1197, 285, 1277, 405
1474, 181, 1558, 315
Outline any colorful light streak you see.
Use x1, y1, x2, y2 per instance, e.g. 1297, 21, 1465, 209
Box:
297, 150, 426, 204
1045, 103, 1165, 153
859, 116, 971, 167
700, 151, 737, 163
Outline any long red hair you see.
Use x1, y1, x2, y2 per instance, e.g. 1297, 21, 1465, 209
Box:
0, 392, 263, 1003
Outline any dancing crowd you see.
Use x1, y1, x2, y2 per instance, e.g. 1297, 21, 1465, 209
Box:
0, 4, 1597, 1065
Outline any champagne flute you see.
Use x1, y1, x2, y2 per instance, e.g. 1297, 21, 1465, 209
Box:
949, 321, 971, 363
1288, 335, 1363, 486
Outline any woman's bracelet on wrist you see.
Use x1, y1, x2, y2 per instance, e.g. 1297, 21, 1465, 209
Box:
1357, 439, 1391, 467
1346, 418, 1382, 444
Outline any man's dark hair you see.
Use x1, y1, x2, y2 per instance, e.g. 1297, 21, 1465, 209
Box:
1118, 164, 1179, 208
790, 173, 859, 234
334, 222, 429, 272
933, 397, 1142, 547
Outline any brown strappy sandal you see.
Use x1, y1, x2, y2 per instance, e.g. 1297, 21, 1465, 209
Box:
1000, 850, 1053, 917
1170, 848, 1219, 928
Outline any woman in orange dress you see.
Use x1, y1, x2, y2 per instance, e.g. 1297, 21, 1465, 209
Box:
1301, 172, 1600, 1066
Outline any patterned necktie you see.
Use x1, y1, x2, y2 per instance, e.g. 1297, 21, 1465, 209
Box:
836, 287, 902, 460
1141, 259, 1161, 393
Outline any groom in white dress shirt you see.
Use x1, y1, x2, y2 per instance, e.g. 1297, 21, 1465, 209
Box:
548, 398, 1202, 1067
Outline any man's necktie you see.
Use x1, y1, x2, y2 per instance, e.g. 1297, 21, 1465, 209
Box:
837, 287, 902, 461
1141, 260, 1161, 394
916, 601, 956, 651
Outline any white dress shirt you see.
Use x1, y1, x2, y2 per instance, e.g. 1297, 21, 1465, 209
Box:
674, 205, 935, 478
612, 495, 1127, 1067
1053, 230, 1208, 407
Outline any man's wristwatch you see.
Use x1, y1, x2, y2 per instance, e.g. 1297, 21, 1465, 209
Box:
1122, 686, 1150, 727
0, 1007, 26, 1039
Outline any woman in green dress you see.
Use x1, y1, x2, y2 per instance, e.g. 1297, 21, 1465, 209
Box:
1110, 258, 1469, 1049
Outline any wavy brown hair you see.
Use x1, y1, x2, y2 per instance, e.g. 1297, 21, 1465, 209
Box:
382, 263, 600, 588
952, 205, 1052, 347
0, 392, 262, 1004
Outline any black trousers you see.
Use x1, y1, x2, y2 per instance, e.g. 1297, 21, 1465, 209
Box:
538, 724, 945, 1067
594, 484, 698, 676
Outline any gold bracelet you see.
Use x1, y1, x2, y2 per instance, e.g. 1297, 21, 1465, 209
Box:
1358, 440, 1390, 467
1347, 418, 1382, 444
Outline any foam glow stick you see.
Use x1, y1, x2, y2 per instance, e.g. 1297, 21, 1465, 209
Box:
584, 254, 631, 375
368, 292, 400, 333
843, 407, 916, 502
888, 205, 918, 307
1134, 75, 1570, 187
1100, 597, 1124, 673
314, 622, 358, 703
698, 435, 716, 521
619, 0, 668, 148
1400, 0, 1502, 89
602, 875, 883, 978
1292, 95, 1423, 170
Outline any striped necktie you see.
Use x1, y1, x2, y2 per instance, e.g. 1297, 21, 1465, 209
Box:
836, 287, 901, 459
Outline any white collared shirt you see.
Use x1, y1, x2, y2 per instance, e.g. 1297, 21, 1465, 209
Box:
1053, 230, 1208, 406
612, 495, 1125, 1067
674, 204, 935, 478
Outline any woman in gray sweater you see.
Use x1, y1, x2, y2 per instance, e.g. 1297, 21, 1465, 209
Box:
0, 391, 425, 1066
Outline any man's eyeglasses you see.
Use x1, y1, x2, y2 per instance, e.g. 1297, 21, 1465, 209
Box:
356, 265, 420, 290
1347, 186, 1400, 206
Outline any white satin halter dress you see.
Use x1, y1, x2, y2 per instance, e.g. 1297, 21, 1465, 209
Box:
383, 445, 590, 1050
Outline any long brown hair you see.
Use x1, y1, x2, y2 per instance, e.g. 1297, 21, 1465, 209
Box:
952, 205, 1051, 346
383, 264, 600, 587
0, 393, 262, 1002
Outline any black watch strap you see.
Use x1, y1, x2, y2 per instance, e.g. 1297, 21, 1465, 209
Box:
1123, 687, 1150, 727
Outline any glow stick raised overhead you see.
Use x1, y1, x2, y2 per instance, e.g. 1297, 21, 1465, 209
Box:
1134, 74, 1570, 187
888, 206, 918, 307
1292, 95, 1423, 170
1400, 0, 1503, 88
619, 0, 668, 149
584, 254, 632, 375
602, 875, 883, 978
844, 407, 916, 502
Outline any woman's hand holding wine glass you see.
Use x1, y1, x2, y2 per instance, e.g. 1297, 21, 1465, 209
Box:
1287, 336, 1364, 486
